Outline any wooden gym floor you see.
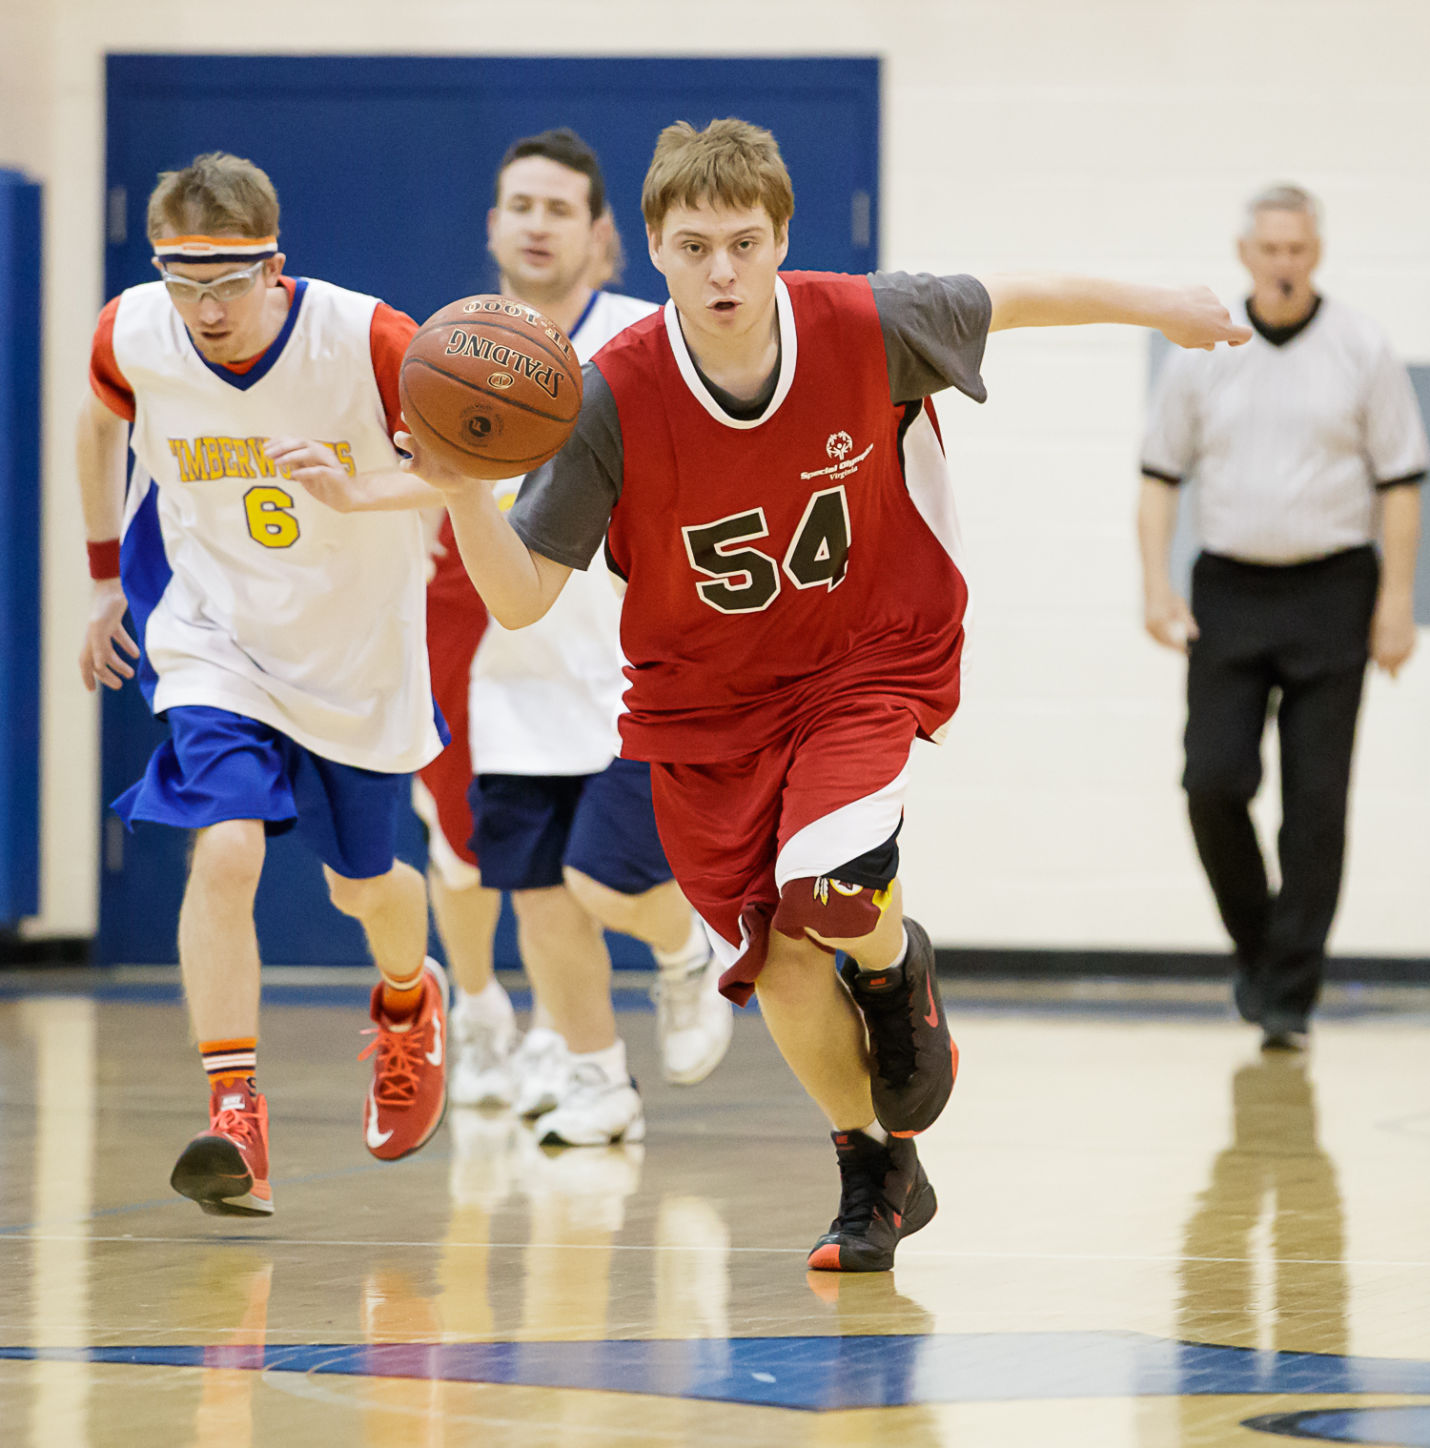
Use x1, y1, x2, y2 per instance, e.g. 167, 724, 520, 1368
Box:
2, 970, 1429, 1447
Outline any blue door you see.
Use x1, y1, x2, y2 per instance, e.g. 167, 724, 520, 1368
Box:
99, 54, 881, 964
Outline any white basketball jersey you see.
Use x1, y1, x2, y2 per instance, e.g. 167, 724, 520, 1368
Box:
114, 278, 441, 772
468, 290, 658, 776
1142, 297, 1430, 563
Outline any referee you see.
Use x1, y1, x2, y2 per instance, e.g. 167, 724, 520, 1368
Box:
1138, 183, 1425, 1050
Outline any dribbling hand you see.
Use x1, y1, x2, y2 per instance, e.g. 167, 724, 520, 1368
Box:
394, 430, 476, 496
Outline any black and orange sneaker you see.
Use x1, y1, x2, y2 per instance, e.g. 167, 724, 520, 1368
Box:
170, 1080, 274, 1217
806, 1130, 936, 1273
840, 917, 958, 1136
360, 957, 449, 1161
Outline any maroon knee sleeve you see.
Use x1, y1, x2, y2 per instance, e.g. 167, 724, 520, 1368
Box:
773, 875, 887, 944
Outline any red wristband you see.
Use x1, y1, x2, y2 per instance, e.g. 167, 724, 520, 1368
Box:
87, 538, 121, 580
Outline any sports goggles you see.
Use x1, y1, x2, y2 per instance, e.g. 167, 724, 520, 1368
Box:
159, 258, 267, 305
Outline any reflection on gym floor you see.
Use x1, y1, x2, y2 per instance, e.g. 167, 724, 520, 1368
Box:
3, 977, 1430, 1447
1180, 1053, 1347, 1359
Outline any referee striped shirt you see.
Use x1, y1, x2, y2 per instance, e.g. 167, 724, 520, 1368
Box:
1141, 297, 1427, 564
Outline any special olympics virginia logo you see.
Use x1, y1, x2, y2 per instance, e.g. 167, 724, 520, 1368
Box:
826, 431, 854, 462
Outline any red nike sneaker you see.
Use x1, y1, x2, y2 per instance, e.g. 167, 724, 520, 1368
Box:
840, 917, 958, 1136
360, 958, 449, 1161
806, 1129, 937, 1272
170, 1080, 274, 1217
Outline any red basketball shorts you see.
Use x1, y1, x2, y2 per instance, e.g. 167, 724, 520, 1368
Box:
649, 699, 920, 1005
414, 545, 488, 890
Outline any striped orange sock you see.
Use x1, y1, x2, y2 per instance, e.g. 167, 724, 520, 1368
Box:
200, 1037, 257, 1090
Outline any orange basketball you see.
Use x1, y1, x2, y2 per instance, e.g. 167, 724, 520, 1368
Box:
398, 295, 583, 481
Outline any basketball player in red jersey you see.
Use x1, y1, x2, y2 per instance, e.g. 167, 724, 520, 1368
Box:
383, 119, 1249, 1270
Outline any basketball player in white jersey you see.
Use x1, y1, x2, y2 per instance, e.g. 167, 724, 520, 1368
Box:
407, 195, 638, 1125
1140, 183, 1426, 1051
77, 152, 449, 1217
391, 130, 733, 1145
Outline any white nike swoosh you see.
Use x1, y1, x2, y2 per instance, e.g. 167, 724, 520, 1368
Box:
365, 1088, 393, 1149
426, 1017, 443, 1068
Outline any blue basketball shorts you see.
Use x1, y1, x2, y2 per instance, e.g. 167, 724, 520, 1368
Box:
469, 755, 674, 894
112, 705, 407, 880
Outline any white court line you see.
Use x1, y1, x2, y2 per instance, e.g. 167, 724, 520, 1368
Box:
8, 1233, 1430, 1270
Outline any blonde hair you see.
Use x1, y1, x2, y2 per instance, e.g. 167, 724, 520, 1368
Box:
642, 118, 794, 238
146, 152, 280, 241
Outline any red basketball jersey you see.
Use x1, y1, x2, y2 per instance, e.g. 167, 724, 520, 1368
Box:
599, 271, 969, 763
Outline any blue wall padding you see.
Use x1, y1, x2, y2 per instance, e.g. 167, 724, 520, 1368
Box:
0, 169, 42, 926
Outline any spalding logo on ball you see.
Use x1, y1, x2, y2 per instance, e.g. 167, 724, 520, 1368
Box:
399, 295, 583, 481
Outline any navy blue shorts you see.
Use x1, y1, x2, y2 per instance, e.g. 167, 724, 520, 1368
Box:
112, 705, 406, 880
470, 756, 674, 894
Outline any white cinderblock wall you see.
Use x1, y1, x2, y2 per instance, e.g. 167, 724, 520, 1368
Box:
4, 0, 1428, 955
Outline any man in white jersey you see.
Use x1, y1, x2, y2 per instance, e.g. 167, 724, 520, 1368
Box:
409, 198, 631, 1114
410, 129, 733, 1146
78, 152, 449, 1217
1140, 183, 1426, 1051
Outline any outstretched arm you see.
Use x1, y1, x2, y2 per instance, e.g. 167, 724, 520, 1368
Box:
264, 437, 445, 512
263, 436, 570, 625
981, 275, 1252, 351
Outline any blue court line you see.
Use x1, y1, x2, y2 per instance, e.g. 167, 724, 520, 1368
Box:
1246, 1406, 1430, 1445
3, 1333, 1430, 1411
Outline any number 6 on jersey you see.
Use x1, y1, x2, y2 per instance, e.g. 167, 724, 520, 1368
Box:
243, 484, 300, 548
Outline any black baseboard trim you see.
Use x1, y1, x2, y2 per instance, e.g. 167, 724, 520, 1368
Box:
0, 935, 91, 967
935, 946, 1430, 984
3, 938, 1424, 983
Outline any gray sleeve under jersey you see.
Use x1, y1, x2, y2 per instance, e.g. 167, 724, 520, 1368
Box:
507, 363, 624, 572
870, 271, 992, 406
508, 273, 994, 571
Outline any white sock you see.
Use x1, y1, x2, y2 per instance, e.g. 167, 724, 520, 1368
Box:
855, 926, 909, 974
653, 916, 712, 975
455, 978, 510, 1018
859, 1120, 889, 1145
891, 927, 909, 970
521, 1023, 563, 1050
569, 1038, 628, 1082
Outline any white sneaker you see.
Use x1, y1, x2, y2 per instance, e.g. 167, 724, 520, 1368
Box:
511, 1027, 571, 1118
536, 1054, 646, 1148
449, 981, 518, 1108
654, 952, 734, 1085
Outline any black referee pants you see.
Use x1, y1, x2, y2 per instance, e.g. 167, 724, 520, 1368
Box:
1183, 545, 1379, 1026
